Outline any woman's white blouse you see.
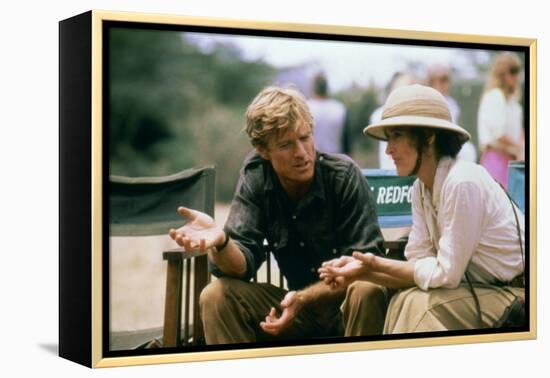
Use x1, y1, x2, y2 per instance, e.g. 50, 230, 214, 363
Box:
477, 88, 523, 150
405, 158, 525, 290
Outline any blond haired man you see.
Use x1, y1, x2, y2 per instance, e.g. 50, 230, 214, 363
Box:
170, 86, 386, 344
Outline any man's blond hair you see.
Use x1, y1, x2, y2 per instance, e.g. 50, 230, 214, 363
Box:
245, 86, 313, 147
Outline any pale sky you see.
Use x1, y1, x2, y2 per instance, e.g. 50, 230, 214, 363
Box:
185, 31, 489, 91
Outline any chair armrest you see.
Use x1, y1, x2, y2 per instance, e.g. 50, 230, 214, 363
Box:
162, 247, 210, 347
163, 248, 208, 261
383, 236, 408, 261
383, 240, 408, 251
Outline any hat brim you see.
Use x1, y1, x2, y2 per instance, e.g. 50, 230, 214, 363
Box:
363, 115, 471, 143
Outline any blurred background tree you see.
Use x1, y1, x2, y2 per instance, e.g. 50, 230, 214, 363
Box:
109, 28, 522, 203
336, 84, 379, 167
109, 28, 275, 201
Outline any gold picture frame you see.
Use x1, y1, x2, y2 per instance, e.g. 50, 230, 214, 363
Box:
59, 9, 537, 368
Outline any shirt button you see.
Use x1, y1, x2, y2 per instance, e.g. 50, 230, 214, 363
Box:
319, 156, 324, 161
291, 215, 297, 220
273, 242, 278, 248
332, 249, 338, 255
310, 267, 316, 273
299, 241, 305, 247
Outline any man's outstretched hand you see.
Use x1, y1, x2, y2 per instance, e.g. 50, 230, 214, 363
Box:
168, 206, 225, 253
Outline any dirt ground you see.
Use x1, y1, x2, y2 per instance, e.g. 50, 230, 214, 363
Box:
110, 203, 232, 333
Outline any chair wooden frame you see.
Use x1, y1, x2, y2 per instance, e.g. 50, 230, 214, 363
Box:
162, 250, 210, 347
108, 166, 215, 350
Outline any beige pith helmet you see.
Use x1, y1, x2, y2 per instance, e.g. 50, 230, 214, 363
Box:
363, 84, 471, 143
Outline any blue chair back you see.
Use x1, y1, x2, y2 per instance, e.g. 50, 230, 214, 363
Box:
362, 169, 415, 229
508, 161, 525, 214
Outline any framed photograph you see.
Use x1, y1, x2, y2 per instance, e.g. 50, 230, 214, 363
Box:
59, 10, 537, 368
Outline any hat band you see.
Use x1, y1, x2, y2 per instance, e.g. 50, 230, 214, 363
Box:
382, 99, 452, 122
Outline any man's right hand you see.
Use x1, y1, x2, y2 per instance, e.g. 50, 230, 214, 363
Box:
260, 291, 304, 336
169, 207, 225, 253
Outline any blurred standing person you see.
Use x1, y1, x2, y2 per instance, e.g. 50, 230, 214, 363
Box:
370, 72, 417, 169
427, 64, 477, 163
307, 73, 350, 155
427, 64, 461, 122
477, 52, 524, 188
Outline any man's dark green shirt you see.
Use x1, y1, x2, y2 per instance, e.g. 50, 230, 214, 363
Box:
210, 150, 383, 291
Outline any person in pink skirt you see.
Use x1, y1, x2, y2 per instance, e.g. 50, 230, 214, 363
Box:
477, 52, 524, 189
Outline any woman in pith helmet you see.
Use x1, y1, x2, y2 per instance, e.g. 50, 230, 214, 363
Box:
319, 84, 525, 332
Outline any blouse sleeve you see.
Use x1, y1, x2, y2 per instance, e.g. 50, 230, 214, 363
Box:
477, 89, 507, 149
413, 180, 485, 290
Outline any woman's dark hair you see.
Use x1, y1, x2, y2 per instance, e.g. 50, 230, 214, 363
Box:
409, 127, 464, 159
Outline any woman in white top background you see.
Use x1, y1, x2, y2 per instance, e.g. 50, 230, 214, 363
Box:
478, 52, 524, 189
319, 84, 525, 333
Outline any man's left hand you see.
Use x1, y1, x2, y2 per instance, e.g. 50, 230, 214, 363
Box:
260, 291, 303, 336
318, 252, 376, 288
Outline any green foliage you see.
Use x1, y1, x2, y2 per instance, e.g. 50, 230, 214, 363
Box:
450, 79, 484, 152
108, 28, 275, 200
336, 85, 380, 167
109, 29, 197, 172
109, 28, 502, 199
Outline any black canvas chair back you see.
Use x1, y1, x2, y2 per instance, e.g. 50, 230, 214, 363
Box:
109, 166, 215, 348
110, 167, 215, 236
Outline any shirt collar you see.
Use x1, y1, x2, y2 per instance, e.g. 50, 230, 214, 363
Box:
263, 151, 326, 201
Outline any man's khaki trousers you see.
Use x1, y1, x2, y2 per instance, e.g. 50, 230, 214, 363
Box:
199, 277, 391, 344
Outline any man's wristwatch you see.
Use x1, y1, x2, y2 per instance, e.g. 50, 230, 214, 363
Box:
215, 232, 230, 253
